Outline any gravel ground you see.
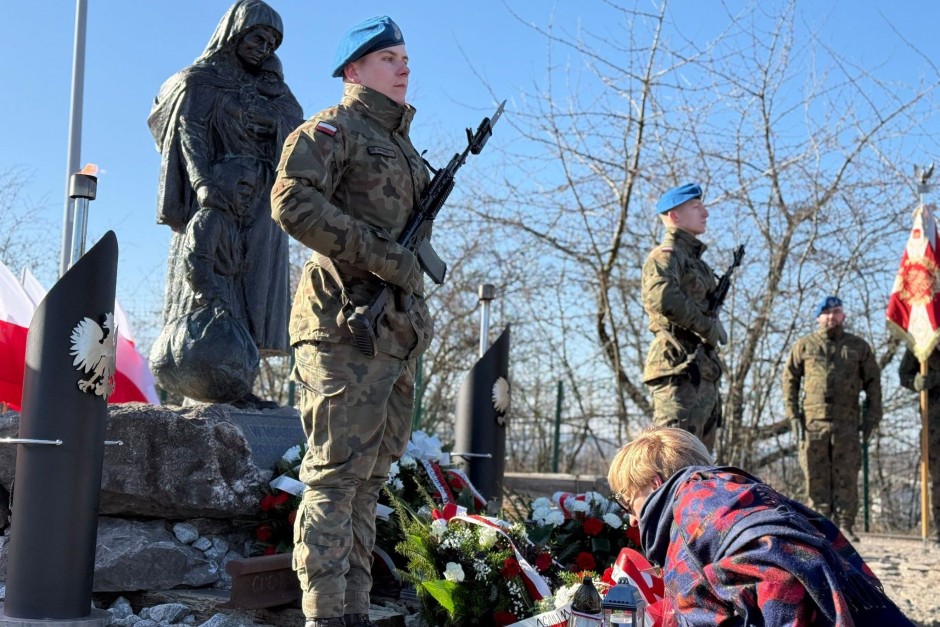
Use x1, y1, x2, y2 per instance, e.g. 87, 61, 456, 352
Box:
854, 533, 940, 627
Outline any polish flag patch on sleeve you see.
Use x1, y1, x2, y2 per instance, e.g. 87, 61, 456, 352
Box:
315, 121, 337, 136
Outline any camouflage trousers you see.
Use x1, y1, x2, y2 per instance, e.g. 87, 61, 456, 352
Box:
648, 375, 721, 452
291, 340, 415, 619
798, 410, 860, 529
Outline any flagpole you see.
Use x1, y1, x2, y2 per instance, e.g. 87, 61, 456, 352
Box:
917, 168, 933, 542
58, 0, 89, 278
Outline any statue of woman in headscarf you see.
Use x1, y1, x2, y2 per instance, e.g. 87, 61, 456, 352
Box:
148, 0, 303, 406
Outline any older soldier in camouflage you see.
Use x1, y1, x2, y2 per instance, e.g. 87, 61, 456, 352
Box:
783, 296, 881, 541
270, 16, 431, 627
898, 348, 940, 543
642, 183, 727, 452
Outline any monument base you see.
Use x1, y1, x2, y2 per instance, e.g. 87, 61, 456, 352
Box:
0, 606, 110, 627
227, 406, 304, 472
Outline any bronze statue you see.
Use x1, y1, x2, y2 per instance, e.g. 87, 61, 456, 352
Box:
148, 0, 302, 406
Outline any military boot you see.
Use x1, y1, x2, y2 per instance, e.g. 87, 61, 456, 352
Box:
306, 619, 345, 627
344, 614, 375, 627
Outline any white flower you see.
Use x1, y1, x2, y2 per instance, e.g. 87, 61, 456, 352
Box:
545, 510, 566, 526
399, 454, 416, 468
281, 444, 302, 463
531, 497, 551, 511
570, 500, 590, 513
443, 562, 465, 582
585, 491, 606, 506
553, 583, 580, 609
478, 525, 499, 549
430, 518, 448, 539
531, 505, 552, 523
603, 512, 624, 529
389, 478, 404, 492
387, 461, 400, 480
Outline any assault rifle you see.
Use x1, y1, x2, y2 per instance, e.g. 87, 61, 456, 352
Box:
708, 244, 745, 316
347, 100, 506, 357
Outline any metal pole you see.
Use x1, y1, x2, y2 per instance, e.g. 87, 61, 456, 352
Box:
68, 170, 97, 267
478, 284, 495, 356
552, 380, 562, 473
59, 0, 88, 277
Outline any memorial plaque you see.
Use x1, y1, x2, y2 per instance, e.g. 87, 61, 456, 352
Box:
228, 408, 304, 472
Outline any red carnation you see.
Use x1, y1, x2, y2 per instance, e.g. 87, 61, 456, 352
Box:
535, 552, 553, 573
601, 567, 616, 588
493, 610, 518, 626
575, 551, 596, 571
260, 495, 277, 512
273, 492, 290, 506
500, 557, 522, 579
255, 524, 273, 542
582, 517, 604, 536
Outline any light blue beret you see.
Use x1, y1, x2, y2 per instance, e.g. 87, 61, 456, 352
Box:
656, 183, 702, 214
331, 16, 404, 78
815, 295, 843, 317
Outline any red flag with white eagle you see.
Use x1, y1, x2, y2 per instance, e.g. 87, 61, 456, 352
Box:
886, 203, 940, 361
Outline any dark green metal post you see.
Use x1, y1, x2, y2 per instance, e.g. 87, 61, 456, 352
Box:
552, 380, 562, 472
411, 355, 424, 431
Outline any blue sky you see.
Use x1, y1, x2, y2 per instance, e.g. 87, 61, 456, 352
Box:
2, 1, 939, 347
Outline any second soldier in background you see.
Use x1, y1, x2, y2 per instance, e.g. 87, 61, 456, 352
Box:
271, 16, 431, 627
641, 183, 727, 452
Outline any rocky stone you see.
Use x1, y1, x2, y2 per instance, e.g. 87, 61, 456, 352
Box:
93, 518, 219, 591
196, 612, 257, 627
173, 523, 199, 545
147, 603, 191, 624
204, 537, 229, 563
109, 596, 135, 619
193, 537, 212, 552
0, 404, 268, 519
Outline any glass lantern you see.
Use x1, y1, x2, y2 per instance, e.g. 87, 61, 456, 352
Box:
601, 578, 644, 626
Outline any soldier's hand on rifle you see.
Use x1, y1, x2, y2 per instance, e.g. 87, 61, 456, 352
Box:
370, 241, 422, 295
704, 319, 728, 347
790, 413, 805, 442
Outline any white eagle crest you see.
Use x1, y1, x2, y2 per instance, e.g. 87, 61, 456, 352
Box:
491, 377, 510, 426
69, 313, 117, 399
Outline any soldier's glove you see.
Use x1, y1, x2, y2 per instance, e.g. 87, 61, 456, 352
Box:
370, 241, 422, 295
912, 372, 940, 392
704, 319, 728, 348
790, 414, 805, 441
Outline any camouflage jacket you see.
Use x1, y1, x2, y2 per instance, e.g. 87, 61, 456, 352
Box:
640, 466, 910, 626
641, 228, 722, 383
271, 84, 432, 359
783, 327, 882, 425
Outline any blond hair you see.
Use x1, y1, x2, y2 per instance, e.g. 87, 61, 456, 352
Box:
607, 426, 713, 497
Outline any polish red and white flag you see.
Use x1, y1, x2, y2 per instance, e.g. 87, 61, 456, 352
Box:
887, 203, 940, 361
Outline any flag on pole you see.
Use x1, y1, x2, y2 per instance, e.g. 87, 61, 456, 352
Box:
0, 263, 160, 407
886, 203, 940, 360
0, 261, 34, 411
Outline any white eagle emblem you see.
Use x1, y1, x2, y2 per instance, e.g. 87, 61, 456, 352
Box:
492, 377, 510, 426
69, 313, 117, 399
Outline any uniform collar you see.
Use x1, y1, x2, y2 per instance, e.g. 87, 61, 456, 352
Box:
342, 83, 416, 134
816, 326, 845, 340
664, 227, 706, 256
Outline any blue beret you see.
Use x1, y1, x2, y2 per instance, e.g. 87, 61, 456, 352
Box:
331, 16, 404, 78
656, 183, 702, 214
815, 295, 843, 317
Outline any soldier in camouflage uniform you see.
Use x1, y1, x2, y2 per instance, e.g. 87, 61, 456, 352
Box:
270, 16, 431, 627
898, 348, 940, 542
642, 183, 727, 452
783, 296, 881, 540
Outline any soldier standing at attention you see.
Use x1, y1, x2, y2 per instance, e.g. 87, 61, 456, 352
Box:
897, 347, 940, 543
642, 183, 726, 452
271, 16, 431, 627
783, 296, 881, 541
